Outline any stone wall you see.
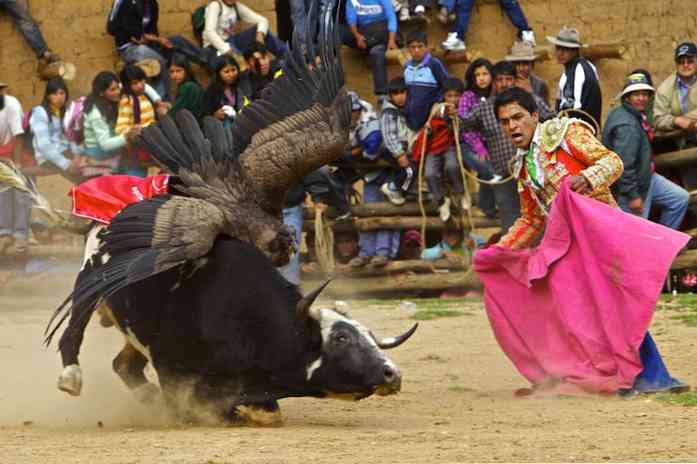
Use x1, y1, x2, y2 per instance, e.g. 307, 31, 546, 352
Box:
0, 0, 695, 206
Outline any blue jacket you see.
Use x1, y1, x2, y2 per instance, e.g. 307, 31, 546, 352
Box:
345, 0, 397, 32
404, 53, 449, 130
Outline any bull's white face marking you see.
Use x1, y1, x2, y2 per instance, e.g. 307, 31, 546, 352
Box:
316, 308, 380, 351
81, 225, 110, 270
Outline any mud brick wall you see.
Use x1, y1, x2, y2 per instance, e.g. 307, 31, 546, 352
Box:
0, 0, 695, 205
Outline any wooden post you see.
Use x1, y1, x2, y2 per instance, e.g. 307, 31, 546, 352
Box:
534, 43, 626, 62
654, 147, 697, 170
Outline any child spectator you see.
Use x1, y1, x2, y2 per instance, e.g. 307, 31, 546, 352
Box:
82, 71, 140, 177
415, 78, 467, 222
29, 77, 84, 183
167, 54, 205, 121
202, 55, 250, 128
404, 30, 448, 131
421, 223, 464, 260
343, 0, 398, 99
379, 77, 414, 206
346, 91, 400, 269
0, 81, 31, 257
241, 42, 283, 101
115, 65, 157, 177
202, 0, 288, 65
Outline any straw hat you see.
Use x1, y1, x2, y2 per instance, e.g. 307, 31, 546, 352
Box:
620, 73, 655, 98
505, 41, 538, 62
135, 59, 161, 78
546, 26, 588, 49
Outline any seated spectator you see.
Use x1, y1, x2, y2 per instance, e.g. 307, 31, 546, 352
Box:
413, 78, 474, 222
547, 26, 602, 128
506, 41, 549, 105
604, 73, 689, 229
442, 0, 535, 52
0, 80, 32, 257
394, 0, 427, 22
343, 0, 398, 100
29, 77, 84, 183
202, 0, 288, 67
81, 71, 140, 177
241, 42, 283, 101
379, 77, 414, 206
346, 91, 400, 268
459, 58, 496, 217
108, 0, 208, 88
202, 55, 250, 128
404, 30, 448, 131
167, 54, 205, 121
630, 68, 655, 124
1, 1, 61, 65
115, 65, 157, 177
421, 223, 464, 260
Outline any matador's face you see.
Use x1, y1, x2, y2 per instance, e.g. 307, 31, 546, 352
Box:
497, 102, 539, 149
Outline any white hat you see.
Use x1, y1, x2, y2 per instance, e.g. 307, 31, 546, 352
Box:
621, 73, 655, 98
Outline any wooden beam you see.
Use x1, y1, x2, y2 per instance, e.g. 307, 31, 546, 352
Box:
654, 147, 697, 170
533, 43, 627, 62
383, 48, 472, 66
303, 258, 466, 279
353, 216, 499, 231
304, 202, 489, 219
672, 250, 697, 271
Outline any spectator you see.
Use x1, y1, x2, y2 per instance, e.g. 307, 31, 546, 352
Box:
630, 68, 655, 124
202, 0, 288, 67
346, 91, 400, 268
506, 41, 549, 105
379, 77, 414, 206
442, 0, 535, 52
654, 42, 697, 148
457, 61, 553, 231
167, 54, 205, 121
421, 223, 464, 260
202, 55, 251, 128
115, 65, 157, 177
81, 71, 140, 177
1, 0, 61, 65
404, 30, 448, 131
107, 0, 205, 96
547, 26, 602, 128
241, 42, 283, 101
0, 80, 31, 257
394, 0, 427, 22
604, 73, 689, 229
29, 77, 84, 183
343, 0, 398, 99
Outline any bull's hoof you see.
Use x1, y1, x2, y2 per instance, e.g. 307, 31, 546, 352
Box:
228, 403, 284, 427
57, 365, 82, 396
132, 383, 160, 404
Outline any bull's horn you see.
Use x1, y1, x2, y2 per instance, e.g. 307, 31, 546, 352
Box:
376, 323, 419, 349
297, 279, 332, 320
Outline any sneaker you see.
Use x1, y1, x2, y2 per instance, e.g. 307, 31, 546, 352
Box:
438, 197, 451, 222
381, 182, 406, 206
442, 32, 458, 48
443, 37, 466, 51
413, 5, 428, 22
349, 256, 371, 268
521, 29, 536, 46
370, 255, 389, 268
437, 6, 449, 24
399, 7, 410, 21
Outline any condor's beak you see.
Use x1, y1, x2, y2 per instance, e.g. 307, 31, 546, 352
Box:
375, 323, 419, 349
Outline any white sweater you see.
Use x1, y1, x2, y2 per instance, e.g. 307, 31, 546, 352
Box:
202, 0, 270, 55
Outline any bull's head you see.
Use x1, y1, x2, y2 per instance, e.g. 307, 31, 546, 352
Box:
298, 281, 418, 400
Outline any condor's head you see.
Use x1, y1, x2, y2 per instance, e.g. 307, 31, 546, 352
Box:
298, 281, 418, 400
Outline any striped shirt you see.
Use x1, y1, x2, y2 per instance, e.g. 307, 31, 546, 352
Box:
115, 95, 156, 136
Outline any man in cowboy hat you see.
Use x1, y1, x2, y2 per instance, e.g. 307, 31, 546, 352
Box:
547, 26, 602, 128
505, 40, 549, 105
604, 73, 689, 229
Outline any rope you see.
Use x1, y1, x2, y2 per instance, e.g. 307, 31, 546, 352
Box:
314, 207, 335, 274
416, 114, 432, 253
558, 108, 601, 136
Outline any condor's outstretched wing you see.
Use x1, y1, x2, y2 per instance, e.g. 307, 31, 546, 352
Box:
230, 0, 351, 214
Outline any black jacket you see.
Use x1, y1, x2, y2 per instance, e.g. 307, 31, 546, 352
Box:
108, 0, 160, 49
240, 59, 282, 101
557, 57, 602, 128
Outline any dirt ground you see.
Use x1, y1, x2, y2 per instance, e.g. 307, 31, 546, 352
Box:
1, 260, 696, 464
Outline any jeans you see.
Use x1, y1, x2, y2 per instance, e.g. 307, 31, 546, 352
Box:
0, 0, 49, 57
119, 43, 168, 98
0, 187, 32, 240
451, 0, 530, 40
460, 144, 494, 180
341, 25, 388, 96
359, 181, 400, 258
438, 0, 455, 12
477, 183, 497, 218
617, 173, 689, 230
492, 178, 520, 233
279, 205, 304, 285
167, 35, 217, 70
227, 26, 289, 61
424, 148, 464, 205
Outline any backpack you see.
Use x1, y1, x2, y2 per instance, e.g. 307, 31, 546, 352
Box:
192, 0, 237, 44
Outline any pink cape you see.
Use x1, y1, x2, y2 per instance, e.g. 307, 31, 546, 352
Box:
70, 175, 170, 224
474, 182, 688, 395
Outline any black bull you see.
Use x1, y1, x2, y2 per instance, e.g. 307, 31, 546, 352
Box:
53, 236, 417, 425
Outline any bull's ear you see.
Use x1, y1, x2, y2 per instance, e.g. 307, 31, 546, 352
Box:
297, 279, 332, 320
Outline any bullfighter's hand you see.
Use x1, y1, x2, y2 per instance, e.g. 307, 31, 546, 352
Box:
569, 175, 591, 194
